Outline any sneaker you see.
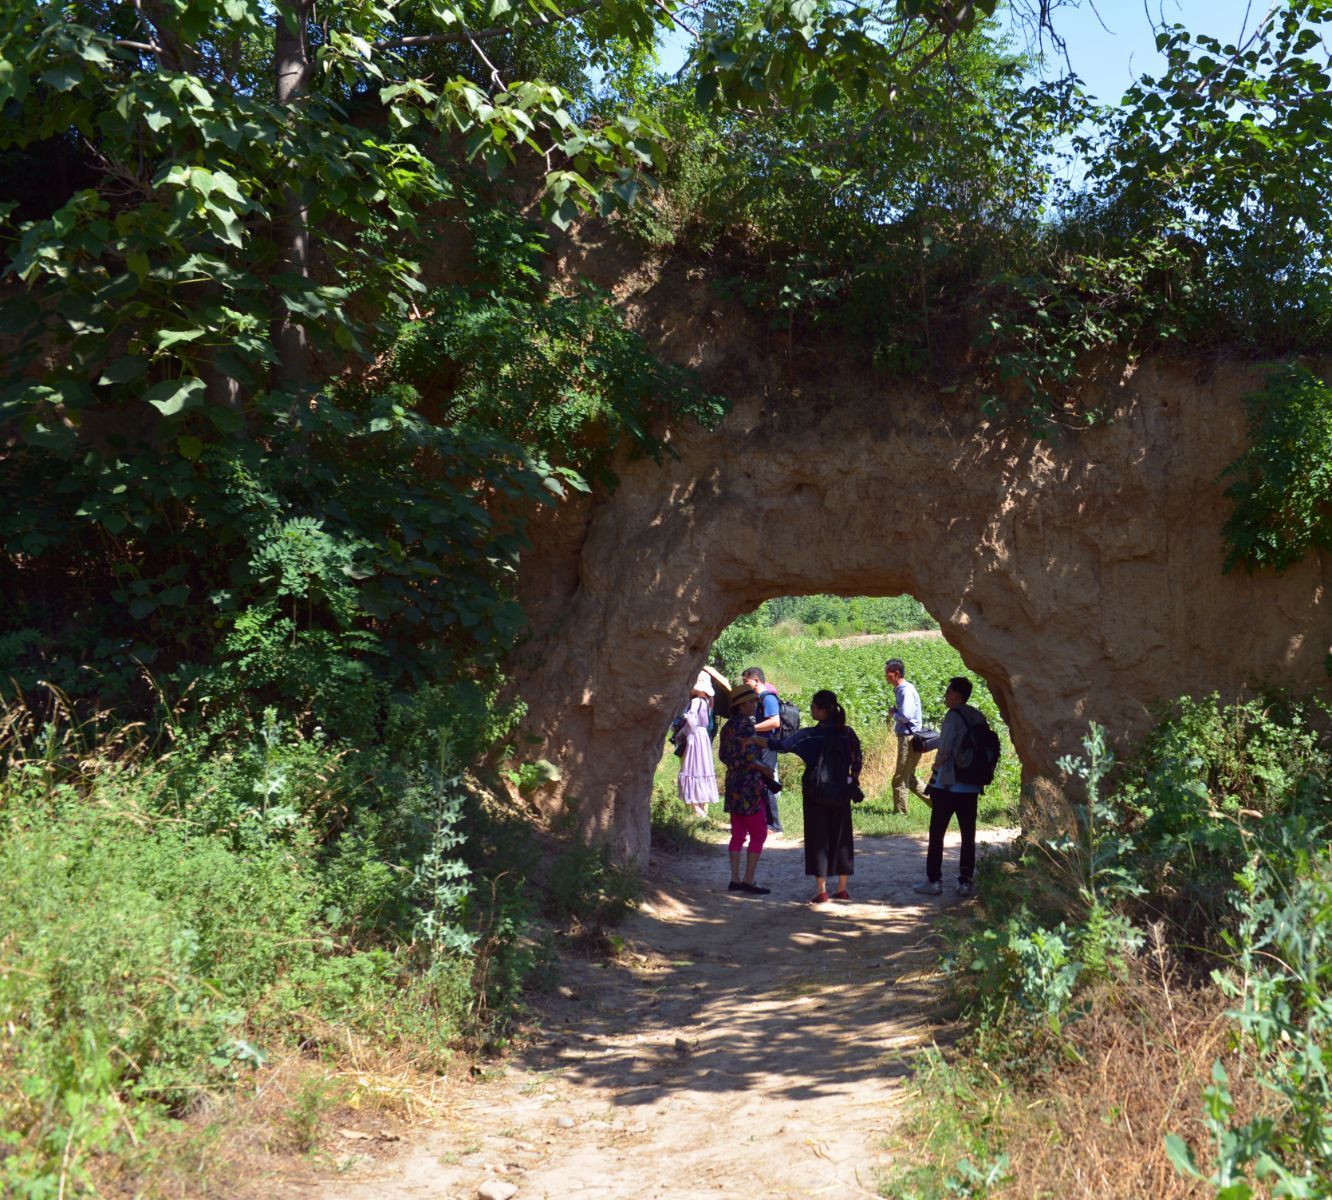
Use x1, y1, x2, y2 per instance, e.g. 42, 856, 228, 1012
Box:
956, 880, 975, 897
912, 879, 943, 895
830, 889, 851, 901
727, 880, 745, 892
740, 882, 771, 895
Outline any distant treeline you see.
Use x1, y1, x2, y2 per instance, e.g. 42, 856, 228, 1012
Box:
753, 595, 937, 636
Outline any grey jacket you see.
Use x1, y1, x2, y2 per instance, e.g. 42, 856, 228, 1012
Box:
933, 703, 985, 790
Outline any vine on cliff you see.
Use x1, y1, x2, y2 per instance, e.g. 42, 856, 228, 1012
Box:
1219, 364, 1332, 576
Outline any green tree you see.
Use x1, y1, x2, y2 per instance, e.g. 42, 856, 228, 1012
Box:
0, 0, 1001, 724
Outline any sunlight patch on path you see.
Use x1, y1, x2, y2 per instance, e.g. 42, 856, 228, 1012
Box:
311, 829, 1013, 1200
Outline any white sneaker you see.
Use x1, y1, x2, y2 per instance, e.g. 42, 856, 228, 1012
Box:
956, 880, 975, 897
912, 879, 943, 895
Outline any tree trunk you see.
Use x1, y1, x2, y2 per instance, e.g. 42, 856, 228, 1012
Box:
273, 1, 313, 394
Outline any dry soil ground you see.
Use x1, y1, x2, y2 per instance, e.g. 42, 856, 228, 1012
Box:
305, 826, 1012, 1200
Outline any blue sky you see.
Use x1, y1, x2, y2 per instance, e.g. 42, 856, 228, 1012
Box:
1021, 0, 1266, 103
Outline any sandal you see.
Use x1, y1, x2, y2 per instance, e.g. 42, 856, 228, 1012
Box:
831, 889, 851, 901
808, 891, 830, 905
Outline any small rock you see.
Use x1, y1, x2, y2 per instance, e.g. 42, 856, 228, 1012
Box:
477, 1183, 519, 1200
557, 985, 578, 1000
673, 1037, 691, 1055
555, 1115, 576, 1129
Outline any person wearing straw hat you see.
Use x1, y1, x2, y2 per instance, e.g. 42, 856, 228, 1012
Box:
718, 683, 777, 895
676, 670, 720, 816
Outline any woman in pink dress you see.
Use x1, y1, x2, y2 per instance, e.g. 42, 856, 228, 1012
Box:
677, 671, 720, 816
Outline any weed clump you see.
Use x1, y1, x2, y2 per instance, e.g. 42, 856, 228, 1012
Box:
0, 689, 637, 1193
887, 693, 1332, 1199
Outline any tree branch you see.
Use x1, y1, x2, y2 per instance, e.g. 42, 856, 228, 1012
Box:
372, 1, 604, 52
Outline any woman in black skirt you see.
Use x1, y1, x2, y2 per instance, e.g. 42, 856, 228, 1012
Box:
752, 689, 863, 904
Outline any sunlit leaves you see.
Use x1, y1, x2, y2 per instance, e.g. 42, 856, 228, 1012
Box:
1220, 364, 1332, 574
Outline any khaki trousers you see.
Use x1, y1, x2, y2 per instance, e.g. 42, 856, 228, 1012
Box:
891, 732, 922, 814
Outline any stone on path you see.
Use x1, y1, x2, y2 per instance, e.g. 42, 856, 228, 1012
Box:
477, 1182, 518, 1200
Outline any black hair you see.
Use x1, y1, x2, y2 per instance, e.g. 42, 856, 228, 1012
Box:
741, 666, 766, 683
885, 658, 905, 676
811, 688, 847, 728
947, 676, 973, 702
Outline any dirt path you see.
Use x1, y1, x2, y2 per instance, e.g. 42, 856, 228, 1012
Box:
313, 827, 1011, 1200
814, 630, 944, 647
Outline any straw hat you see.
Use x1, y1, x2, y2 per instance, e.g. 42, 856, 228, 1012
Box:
692, 670, 714, 698
728, 684, 760, 707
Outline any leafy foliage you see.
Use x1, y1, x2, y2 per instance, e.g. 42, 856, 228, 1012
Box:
1220, 363, 1332, 574
628, 10, 1053, 371
1166, 807, 1332, 1199
751, 594, 936, 638
929, 695, 1332, 1198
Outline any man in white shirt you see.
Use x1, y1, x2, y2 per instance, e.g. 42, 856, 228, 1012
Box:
885, 658, 923, 814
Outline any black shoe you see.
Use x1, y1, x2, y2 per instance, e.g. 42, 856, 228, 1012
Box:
727, 880, 745, 892
739, 882, 771, 895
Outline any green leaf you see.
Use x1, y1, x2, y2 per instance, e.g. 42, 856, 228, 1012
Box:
40, 63, 82, 92
157, 327, 206, 350
811, 80, 839, 110
99, 356, 148, 385
143, 376, 206, 416
0, 295, 40, 334
177, 435, 204, 460
1163, 1134, 1201, 1179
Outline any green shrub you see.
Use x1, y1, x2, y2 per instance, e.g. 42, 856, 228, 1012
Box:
1220, 364, 1332, 574
1167, 797, 1332, 1197
545, 837, 642, 928
1111, 693, 1331, 953
928, 696, 1331, 1197
0, 698, 517, 1191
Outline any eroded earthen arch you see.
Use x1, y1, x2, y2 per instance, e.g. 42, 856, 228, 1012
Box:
510, 255, 1332, 861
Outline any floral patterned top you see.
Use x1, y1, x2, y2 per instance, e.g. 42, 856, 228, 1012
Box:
719, 713, 769, 816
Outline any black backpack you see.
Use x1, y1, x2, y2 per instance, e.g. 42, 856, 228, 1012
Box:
810, 729, 854, 807
776, 695, 801, 739
954, 708, 1000, 787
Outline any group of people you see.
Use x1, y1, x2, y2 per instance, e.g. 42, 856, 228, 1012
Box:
671, 658, 986, 903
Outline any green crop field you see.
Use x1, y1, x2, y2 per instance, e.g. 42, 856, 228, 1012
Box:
653, 630, 1019, 843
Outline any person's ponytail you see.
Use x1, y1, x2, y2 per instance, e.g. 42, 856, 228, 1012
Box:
811, 689, 847, 728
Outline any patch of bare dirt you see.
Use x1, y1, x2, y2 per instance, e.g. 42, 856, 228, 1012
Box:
814, 630, 945, 648
300, 828, 1012, 1200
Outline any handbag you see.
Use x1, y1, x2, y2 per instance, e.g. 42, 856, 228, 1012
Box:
910, 728, 941, 753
